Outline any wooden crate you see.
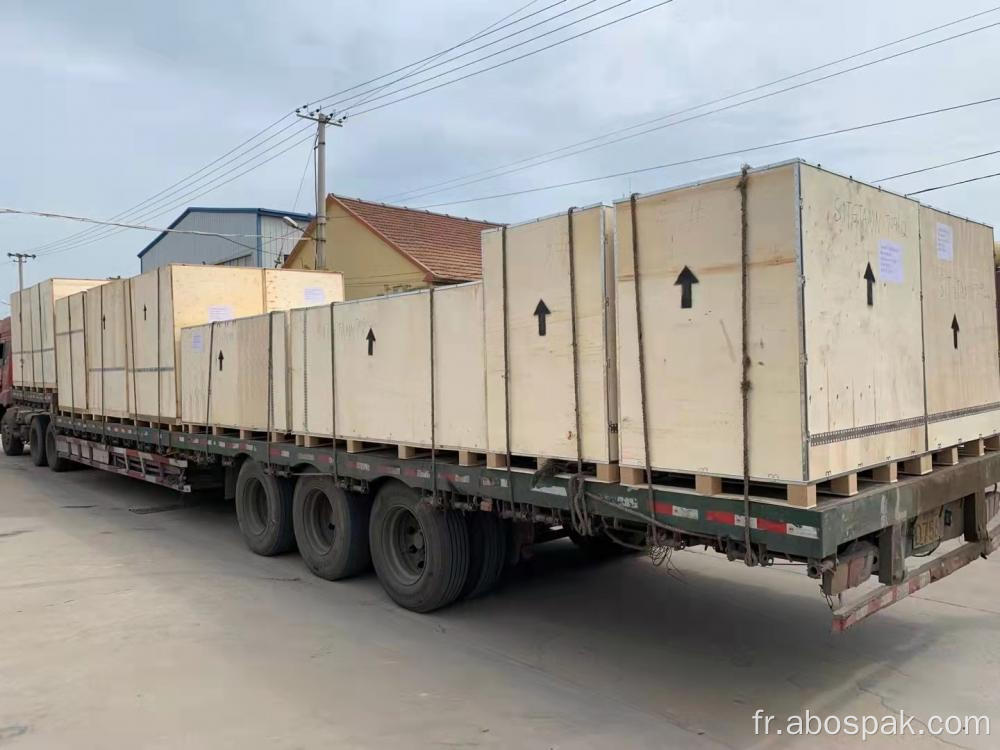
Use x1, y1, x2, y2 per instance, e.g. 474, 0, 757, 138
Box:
918, 205, 1000, 448
84, 279, 133, 418
127, 265, 343, 423
482, 204, 618, 465
10, 278, 106, 389
179, 312, 288, 433
54, 294, 91, 412
615, 161, 926, 490
287, 282, 487, 452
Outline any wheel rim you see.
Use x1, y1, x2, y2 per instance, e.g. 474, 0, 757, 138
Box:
383, 506, 426, 585
244, 478, 269, 535
303, 487, 336, 554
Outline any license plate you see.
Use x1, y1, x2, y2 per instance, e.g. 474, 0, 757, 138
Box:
912, 510, 944, 549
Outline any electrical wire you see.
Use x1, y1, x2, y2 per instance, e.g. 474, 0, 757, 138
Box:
292, 134, 318, 213
876, 148, 1000, 181
0, 207, 281, 238
415, 94, 1000, 208
385, 5, 1000, 202
319, 0, 607, 113
345, 0, 676, 118
906, 171, 1000, 195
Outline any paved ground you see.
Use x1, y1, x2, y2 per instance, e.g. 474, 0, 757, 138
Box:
1, 457, 998, 749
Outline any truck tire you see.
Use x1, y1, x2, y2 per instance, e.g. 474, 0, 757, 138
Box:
461, 511, 507, 600
45, 422, 71, 473
29, 416, 49, 467
1, 410, 24, 457
234, 460, 295, 556
293, 476, 370, 580
369, 482, 469, 613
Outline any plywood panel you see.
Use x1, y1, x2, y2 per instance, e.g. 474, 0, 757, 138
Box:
799, 164, 925, 477
289, 305, 335, 437
55, 295, 89, 411
180, 313, 287, 432
615, 165, 803, 481
9, 289, 25, 386
919, 205, 1000, 447
263, 269, 344, 311
434, 282, 487, 452
334, 291, 432, 446
484, 205, 616, 463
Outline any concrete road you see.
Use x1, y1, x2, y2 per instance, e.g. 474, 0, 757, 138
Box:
1, 457, 998, 750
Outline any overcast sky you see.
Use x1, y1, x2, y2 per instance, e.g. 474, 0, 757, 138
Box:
2, 0, 999, 302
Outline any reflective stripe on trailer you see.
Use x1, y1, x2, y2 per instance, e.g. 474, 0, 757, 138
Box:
656, 502, 818, 539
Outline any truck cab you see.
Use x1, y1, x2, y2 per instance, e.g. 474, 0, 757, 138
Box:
0, 316, 11, 416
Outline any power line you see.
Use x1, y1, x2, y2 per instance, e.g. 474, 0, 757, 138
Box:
0, 207, 283, 237
906, 171, 1000, 195
320, 0, 606, 113
416, 94, 1000, 208
292, 133, 318, 213
876, 149, 1000, 181
21, 1, 570, 256
345, 0, 676, 118
385, 5, 1000, 202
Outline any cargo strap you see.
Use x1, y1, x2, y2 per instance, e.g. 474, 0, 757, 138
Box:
67, 297, 76, 414
36, 285, 46, 388
428, 288, 438, 502
566, 207, 591, 536
738, 165, 754, 566
99, 287, 108, 444
329, 302, 339, 483
266, 312, 274, 471
500, 226, 515, 511
203, 321, 216, 458
629, 194, 656, 544
156, 270, 163, 446
126, 280, 139, 434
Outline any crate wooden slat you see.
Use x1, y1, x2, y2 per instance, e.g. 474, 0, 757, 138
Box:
54, 294, 91, 411
918, 205, 1000, 448
482, 204, 618, 465
615, 160, 926, 485
179, 312, 288, 432
127, 265, 343, 424
10, 278, 106, 390
84, 279, 133, 418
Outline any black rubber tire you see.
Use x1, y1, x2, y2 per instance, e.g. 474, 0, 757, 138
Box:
1, 410, 24, 457
369, 482, 469, 613
293, 476, 371, 580
461, 511, 507, 600
234, 460, 296, 556
29, 416, 48, 467
45, 422, 71, 473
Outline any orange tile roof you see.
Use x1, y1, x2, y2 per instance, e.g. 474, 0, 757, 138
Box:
332, 195, 500, 281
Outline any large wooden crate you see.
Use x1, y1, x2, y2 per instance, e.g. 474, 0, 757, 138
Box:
54, 294, 91, 411
287, 282, 487, 452
84, 279, 133, 418
10, 278, 106, 389
127, 265, 343, 423
918, 206, 1000, 448
615, 161, 926, 496
482, 204, 618, 467
179, 312, 288, 432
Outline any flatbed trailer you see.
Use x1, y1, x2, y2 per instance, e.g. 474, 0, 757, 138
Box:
2, 388, 998, 630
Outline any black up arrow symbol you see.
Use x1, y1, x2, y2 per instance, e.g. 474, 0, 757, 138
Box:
533, 299, 551, 336
218, 351, 224, 371
142, 304, 147, 320
674, 266, 698, 309
951, 315, 960, 349
366, 328, 376, 356
863, 262, 876, 306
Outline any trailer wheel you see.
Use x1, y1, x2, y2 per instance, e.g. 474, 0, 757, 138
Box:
29, 416, 49, 467
293, 476, 371, 580
1, 410, 24, 457
369, 482, 469, 613
461, 511, 507, 600
45, 422, 71, 473
234, 460, 295, 556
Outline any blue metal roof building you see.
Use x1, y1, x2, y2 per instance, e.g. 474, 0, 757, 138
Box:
137, 207, 314, 272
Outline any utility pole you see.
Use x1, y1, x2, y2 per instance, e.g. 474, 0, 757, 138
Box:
7, 252, 34, 378
295, 107, 345, 271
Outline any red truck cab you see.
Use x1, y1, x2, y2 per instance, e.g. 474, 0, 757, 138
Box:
0, 316, 11, 415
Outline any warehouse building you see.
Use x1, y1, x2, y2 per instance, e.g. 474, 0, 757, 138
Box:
282, 195, 499, 300
137, 207, 314, 272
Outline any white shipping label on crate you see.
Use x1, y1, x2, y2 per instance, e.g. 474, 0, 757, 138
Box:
935, 222, 954, 261
878, 239, 904, 284
207, 305, 234, 322
191, 332, 204, 353
303, 287, 325, 303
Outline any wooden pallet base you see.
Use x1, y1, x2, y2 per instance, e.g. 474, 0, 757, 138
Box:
459, 450, 485, 466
